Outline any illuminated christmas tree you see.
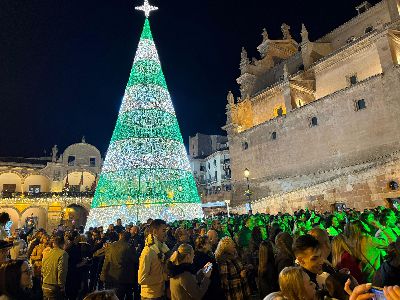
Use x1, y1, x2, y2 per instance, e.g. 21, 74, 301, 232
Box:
86, 1, 203, 227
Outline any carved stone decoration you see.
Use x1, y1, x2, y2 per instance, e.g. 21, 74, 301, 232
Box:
281, 23, 292, 40
262, 28, 269, 42
240, 47, 250, 73
301, 23, 309, 43
227, 91, 235, 105
237, 73, 257, 99
283, 64, 289, 81
52, 145, 58, 162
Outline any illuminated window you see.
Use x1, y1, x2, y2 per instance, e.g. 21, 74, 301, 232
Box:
274, 105, 286, 117
311, 117, 318, 127
68, 155, 75, 166
356, 99, 366, 110
29, 185, 41, 194
70, 185, 80, 192
3, 184, 16, 192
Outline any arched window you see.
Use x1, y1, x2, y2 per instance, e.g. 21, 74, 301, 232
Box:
356, 99, 366, 110
311, 117, 318, 127
365, 26, 373, 34
242, 141, 249, 150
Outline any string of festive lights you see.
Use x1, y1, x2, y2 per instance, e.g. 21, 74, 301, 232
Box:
86, 15, 203, 228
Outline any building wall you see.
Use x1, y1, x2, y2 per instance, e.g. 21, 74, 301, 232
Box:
315, 43, 383, 99
232, 153, 400, 214
229, 64, 400, 206
318, 1, 391, 50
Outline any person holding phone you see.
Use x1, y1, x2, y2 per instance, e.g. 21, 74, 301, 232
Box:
168, 243, 211, 300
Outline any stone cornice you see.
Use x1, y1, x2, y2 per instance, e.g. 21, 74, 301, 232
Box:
316, 0, 386, 43
312, 29, 382, 73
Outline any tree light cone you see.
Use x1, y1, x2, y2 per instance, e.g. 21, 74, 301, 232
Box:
86, 18, 203, 228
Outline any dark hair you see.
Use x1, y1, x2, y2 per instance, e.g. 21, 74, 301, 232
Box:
292, 234, 320, 256
275, 232, 294, 259
119, 231, 131, 241
0, 259, 28, 298
0, 212, 10, 225
195, 235, 209, 252
149, 219, 166, 232
52, 236, 65, 248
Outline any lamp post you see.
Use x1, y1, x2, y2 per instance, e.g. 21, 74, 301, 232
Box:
244, 168, 252, 215
224, 199, 231, 218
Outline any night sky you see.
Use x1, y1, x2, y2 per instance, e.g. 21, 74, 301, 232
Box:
0, 0, 379, 157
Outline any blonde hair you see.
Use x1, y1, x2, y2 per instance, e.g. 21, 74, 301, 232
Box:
215, 236, 236, 261
331, 234, 353, 268
169, 243, 193, 265
279, 267, 309, 300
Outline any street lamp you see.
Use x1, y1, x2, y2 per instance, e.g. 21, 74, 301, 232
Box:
244, 168, 252, 215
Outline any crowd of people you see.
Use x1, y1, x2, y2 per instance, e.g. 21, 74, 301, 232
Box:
0, 205, 399, 300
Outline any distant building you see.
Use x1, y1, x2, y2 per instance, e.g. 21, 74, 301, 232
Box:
0, 138, 102, 231
189, 134, 232, 213
224, 0, 400, 213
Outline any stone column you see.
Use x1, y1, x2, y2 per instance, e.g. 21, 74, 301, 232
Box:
376, 33, 395, 73
282, 76, 292, 113
386, 0, 400, 22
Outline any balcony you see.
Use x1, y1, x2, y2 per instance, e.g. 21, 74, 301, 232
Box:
0, 191, 95, 199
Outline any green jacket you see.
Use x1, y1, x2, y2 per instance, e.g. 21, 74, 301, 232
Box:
42, 248, 69, 288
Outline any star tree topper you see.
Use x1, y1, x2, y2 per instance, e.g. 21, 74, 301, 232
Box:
135, 0, 158, 18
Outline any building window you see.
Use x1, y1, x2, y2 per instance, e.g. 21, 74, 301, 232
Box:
271, 132, 277, 140
29, 185, 41, 194
298, 64, 304, 71
214, 171, 217, 181
242, 141, 249, 150
356, 99, 366, 110
213, 159, 217, 167
69, 185, 80, 192
389, 181, 399, 190
89, 157, 96, 167
349, 75, 357, 85
277, 107, 283, 117
3, 184, 16, 193
365, 26, 373, 34
311, 116, 318, 127
200, 165, 205, 172
68, 155, 75, 166
208, 162, 210, 169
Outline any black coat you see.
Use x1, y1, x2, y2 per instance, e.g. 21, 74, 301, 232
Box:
101, 239, 137, 284
192, 251, 226, 300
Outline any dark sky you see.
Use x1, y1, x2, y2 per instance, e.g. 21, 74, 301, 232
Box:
0, 0, 379, 157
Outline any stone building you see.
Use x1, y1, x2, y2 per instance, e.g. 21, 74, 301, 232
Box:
189, 134, 232, 213
224, 0, 400, 213
0, 138, 102, 231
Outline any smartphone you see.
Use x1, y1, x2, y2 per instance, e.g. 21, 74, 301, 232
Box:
204, 263, 213, 273
371, 287, 385, 300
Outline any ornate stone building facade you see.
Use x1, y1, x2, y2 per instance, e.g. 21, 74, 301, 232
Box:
224, 0, 400, 213
0, 138, 102, 231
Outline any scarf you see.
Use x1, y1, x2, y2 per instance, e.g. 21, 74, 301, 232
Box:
145, 234, 170, 262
